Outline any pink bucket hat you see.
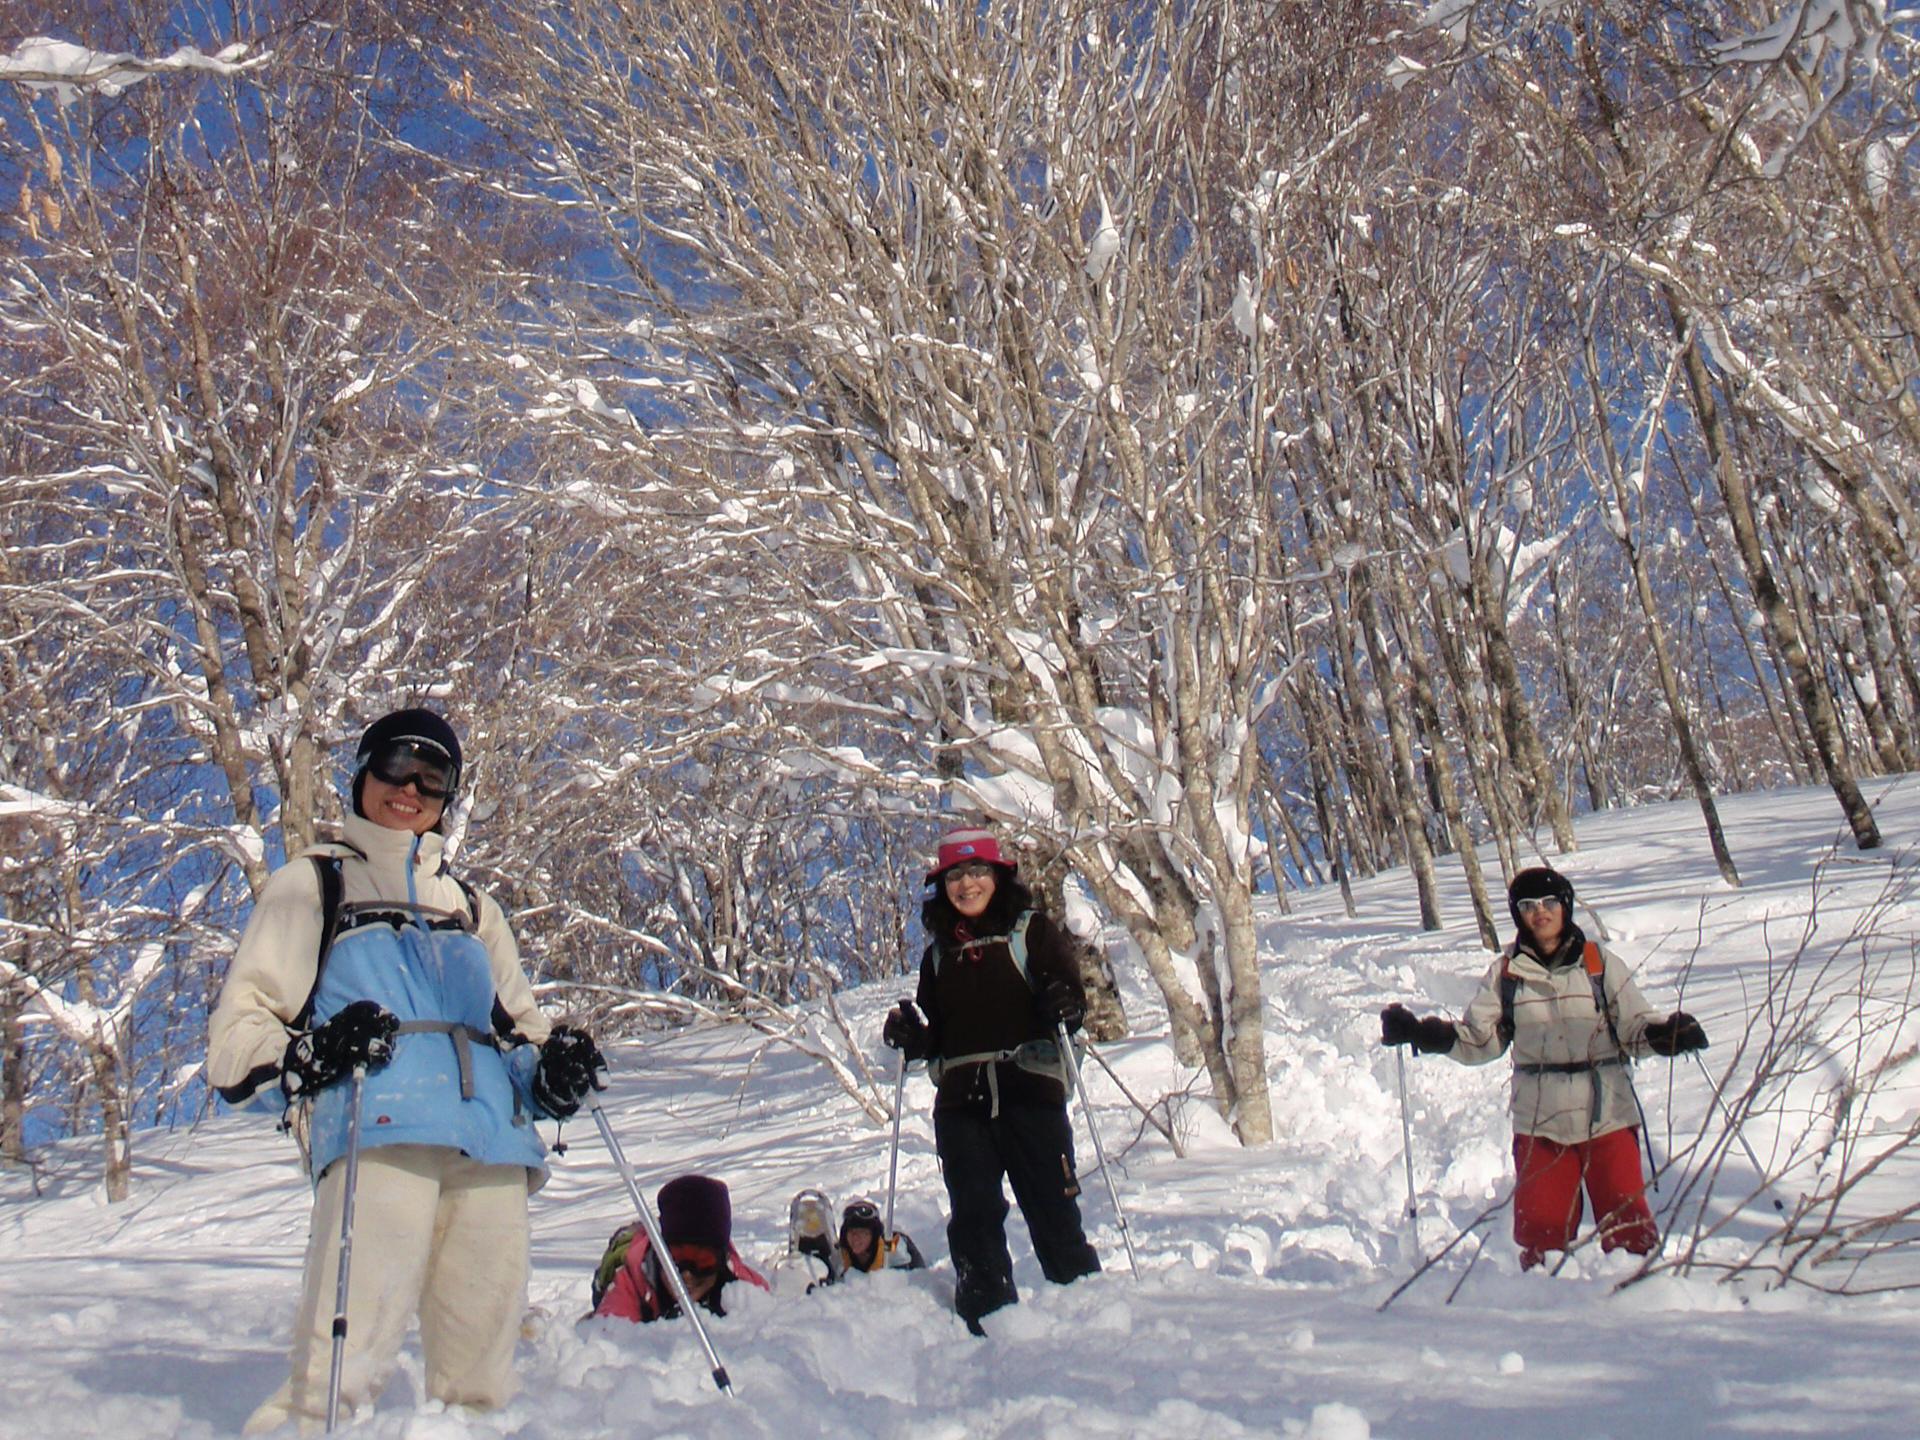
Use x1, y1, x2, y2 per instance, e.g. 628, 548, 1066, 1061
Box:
925, 828, 1017, 884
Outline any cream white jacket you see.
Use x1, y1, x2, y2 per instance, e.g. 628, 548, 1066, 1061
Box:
1448, 931, 1663, 1145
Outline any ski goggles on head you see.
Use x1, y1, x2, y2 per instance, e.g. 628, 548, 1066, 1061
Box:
364, 738, 457, 800
1514, 896, 1564, 916
668, 1243, 723, 1281
842, 1199, 881, 1228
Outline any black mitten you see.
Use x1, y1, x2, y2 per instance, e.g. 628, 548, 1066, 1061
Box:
1380, 1004, 1419, 1047
532, 1024, 607, 1118
1380, 1004, 1456, 1054
282, 999, 399, 1100
1040, 978, 1085, 1034
1644, 1011, 1708, 1056
882, 1000, 930, 1059
1411, 1016, 1458, 1055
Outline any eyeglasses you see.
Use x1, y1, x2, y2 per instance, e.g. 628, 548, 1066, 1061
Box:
366, 739, 456, 800
1515, 896, 1564, 916
945, 861, 996, 883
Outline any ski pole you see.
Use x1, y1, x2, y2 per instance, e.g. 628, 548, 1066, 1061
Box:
1690, 1052, 1788, 1216
586, 1092, 734, 1395
884, 1049, 907, 1237
1057, 1022, 1140, 1280
1394, 1047, 1423, 1254
325, 1066, 368, 1433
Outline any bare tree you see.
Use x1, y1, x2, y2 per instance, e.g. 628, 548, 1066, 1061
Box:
0, 6, 544, 1189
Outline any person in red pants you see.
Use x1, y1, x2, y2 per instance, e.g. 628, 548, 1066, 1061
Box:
1380, 866, 1708, 1269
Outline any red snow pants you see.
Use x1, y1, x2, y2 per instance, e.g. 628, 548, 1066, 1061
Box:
1512, 1127, 1658, 1256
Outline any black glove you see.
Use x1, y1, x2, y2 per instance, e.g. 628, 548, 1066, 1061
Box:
532, 1024, 607, 1118
1380, 1004, 1419, 1047
1040, 978, 1085, 1034
1643, 1011, 1708, 1056
1380, 1004, 1456, 1055
882, 999, 930, 1060
282, 999, 399, 1100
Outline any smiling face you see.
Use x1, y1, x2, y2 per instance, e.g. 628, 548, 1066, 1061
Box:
1518, 896, 1567, 952
943, 861, 998, 918
361, 772, 446, 835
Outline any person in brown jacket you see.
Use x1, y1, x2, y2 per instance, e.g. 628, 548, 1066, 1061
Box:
1381, 866, 1707, 1270
882, 828, 1100, 1333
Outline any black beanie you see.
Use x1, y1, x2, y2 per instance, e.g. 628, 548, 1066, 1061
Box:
351, 708, 462, 819
657, 1174, 732, 1252
1507, 866, 1575, 930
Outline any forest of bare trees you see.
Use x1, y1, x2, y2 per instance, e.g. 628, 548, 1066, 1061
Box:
1, 0, 1914, 1189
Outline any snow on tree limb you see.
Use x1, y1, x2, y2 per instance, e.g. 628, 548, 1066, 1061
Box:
0, 37, 270, 105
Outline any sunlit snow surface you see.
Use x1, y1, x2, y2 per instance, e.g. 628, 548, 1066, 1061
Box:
5, 777, 1919, 1438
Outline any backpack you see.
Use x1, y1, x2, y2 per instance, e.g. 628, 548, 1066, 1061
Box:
1497, 940, 1623, 1053
931, 909, 1038, 981
590, 1221, 643, 1311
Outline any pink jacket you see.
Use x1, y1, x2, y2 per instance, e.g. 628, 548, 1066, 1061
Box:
594, 1232, 770, 1323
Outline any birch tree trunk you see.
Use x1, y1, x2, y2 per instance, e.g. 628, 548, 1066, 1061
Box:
1582, 340, 1741, 887
1668, 309, 1881, 851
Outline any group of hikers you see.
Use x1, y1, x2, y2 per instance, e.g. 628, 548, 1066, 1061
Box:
581, 1180, 929, 1327
206, 707, 1709, 1433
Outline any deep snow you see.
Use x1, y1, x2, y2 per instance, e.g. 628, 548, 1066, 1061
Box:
4, 776, 1918, 1439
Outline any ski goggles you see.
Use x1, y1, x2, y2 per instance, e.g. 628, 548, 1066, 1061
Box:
1514, 896, 1564, 916
668, 1243, 723, 1281
842, 1199, 881, 1228
364, 738, 457, 800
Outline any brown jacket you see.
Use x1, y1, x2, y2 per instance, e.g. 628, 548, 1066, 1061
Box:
915, 909, 1083, 1113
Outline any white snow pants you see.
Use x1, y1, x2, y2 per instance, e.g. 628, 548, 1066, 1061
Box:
243, 1144, 530, 1436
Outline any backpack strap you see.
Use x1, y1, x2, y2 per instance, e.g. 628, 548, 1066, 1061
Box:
290, 854, 347, 1032
448, 876, 523, 1041
454, 875, 483, 928
1584, 940, 1625, 1054
1497, 949, 1520, 1047
216, 853, 346, 1108
390, 1019, 504, 1099
1007, 909, 1033, 984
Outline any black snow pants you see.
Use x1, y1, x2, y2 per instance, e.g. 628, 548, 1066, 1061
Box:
934, 1097, 1101, 1325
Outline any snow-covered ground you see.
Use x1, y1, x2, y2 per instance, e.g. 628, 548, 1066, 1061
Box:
4, 777, 1918, 1439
